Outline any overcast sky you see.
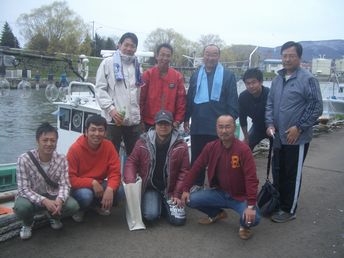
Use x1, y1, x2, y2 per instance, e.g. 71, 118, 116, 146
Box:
2, 0, 343, 50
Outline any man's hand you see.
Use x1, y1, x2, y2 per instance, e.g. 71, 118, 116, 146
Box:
181, 192, 190, 206
171, 196, 183, 207
243, 207, 256, 226
183, 121, 190, 134
92, 180, 104, 198
52, 198, 63, 216
285, 126, 301, 144
266, 126, 275, 138
101, 187, 114, 210
109, 109, 124, 126
42, 198, 60, 215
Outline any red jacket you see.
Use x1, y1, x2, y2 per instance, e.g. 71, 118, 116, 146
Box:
183, 139, 259, 205
141, 66, 186, 125
67, 135, 121, 190
124, 129, 190, 198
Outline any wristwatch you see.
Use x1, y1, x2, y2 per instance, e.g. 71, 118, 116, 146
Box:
248, 205, 255, 210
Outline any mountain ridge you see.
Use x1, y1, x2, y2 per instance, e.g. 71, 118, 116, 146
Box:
257, 39, 344, 62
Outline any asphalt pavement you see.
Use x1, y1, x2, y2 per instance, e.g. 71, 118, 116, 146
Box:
1, 127, 343, 258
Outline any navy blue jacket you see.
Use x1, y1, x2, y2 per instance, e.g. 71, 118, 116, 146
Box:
185, 64, 239, 136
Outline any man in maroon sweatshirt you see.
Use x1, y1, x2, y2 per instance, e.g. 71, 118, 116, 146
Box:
181, 115, 260, 240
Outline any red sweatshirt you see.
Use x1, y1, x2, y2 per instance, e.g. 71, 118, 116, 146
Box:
140, 66, 186, 125
183, 138, 259, 205
67, 135, 121, 190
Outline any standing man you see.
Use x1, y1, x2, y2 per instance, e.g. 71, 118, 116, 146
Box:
239, 68, 270, 150
67, 115, 121, 222
95, 32, 143, 156
181, 115, 260, 240
184, 44, 239, 186
14, 123, 79, 240
140, 43, 186, 131
266, 41, 323, 223
124, 110, 190, 226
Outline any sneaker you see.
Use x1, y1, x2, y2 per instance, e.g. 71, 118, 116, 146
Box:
19, 225, 32, 240
271, 210, 296, 223
198, 210, 227, 225
49, 218, 63, 230
239, 226, 252, 240
93, 207, 111, 216
72, 211, 85, 223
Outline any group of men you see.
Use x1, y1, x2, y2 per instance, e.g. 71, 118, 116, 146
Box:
13, 32, 323, 241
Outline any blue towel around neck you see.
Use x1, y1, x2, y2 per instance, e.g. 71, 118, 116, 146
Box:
194, 63, 224, 104
113, 50, 144, 86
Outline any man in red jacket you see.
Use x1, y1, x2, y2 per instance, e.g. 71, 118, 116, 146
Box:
124, 110, 190, 226
140, 43, 186, 131
67, 115, 121, 222
181, 115, 260, 240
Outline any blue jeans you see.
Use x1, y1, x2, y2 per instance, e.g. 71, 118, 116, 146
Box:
72, 181, 123, 211
188, 188, 260, 227
141, 189, 186, 226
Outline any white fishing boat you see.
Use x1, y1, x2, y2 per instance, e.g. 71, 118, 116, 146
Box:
320, 69, 344, 118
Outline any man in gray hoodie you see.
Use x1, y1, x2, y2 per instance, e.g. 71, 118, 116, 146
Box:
265, 41, 322, 223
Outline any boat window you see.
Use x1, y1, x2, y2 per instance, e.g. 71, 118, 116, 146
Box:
59, 108, 71, 130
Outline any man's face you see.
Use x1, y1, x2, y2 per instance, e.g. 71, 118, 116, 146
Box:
281, 46, 301, 74
85, 124, 106, 149
203, 46, 220, 71
37, 132, 57, 156
216, 116, 235, 142
244, 78, 263, 97
156, 47, 172, 71
155, 121, 173, 139
118, 38, 137, 56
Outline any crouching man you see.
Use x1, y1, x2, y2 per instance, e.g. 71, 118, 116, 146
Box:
14, 123, 79, 240
67, 115, 121, 222
124, 110, 190, 225
181, 115, 260, 240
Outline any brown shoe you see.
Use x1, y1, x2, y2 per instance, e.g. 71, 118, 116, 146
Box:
239, 226, 252, 240
198, 210, 227, 225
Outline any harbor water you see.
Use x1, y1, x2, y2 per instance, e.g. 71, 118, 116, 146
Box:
0, 88, 56, 163
0, 81, 335, 164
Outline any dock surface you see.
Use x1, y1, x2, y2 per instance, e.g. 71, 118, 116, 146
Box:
1, 127, 344, 258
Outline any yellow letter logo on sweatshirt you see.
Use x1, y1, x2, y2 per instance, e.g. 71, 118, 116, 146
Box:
231, 155, 240, 168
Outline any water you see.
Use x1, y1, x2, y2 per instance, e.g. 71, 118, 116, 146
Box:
0, 82, 334, 164
0, 89, 56, 163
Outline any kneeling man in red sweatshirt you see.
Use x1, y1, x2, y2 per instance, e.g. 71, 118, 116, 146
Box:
67, 115, 121, 222
181, 115, 260, 240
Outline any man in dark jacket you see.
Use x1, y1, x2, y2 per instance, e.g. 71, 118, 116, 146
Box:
239, 68, 270, 150
184, 44, 239, 186
124, 110, 190, 226
181, 115, 260, 240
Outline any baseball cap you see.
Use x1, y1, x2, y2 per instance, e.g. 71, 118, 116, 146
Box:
155, 110, 173, 124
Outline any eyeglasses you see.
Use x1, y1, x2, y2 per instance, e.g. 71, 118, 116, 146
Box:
282, 54, 299, 60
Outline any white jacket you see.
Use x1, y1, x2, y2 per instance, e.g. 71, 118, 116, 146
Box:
95, 55, 141, 126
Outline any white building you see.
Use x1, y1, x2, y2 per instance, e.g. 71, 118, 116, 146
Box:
335, 58, 344, 73
263, 59, 283, 73
311, 58, 332, 76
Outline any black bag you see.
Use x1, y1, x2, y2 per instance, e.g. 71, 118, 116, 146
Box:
257, 140, 279, 216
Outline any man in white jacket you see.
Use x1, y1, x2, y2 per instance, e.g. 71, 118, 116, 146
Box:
95, 32, 143, 155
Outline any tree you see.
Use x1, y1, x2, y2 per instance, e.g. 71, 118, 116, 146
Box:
17, 1, 88, 54
198, 34, 225, 50
79, 33, 93, 56
144, 28, 194, 67
0, 22, 20, 48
